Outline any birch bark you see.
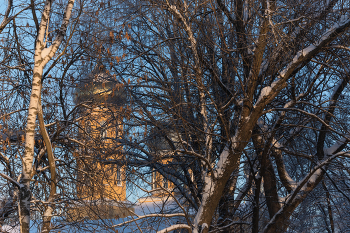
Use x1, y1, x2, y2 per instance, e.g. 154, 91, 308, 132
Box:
19, 1, 75, 232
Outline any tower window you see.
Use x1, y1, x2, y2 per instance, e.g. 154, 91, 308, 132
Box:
116, 166, 122, 186
152, 169, 158, 190
115, 123, 119, 138
163, 176, 168, 189
86, 121, 92, 134
100, 120, 107, 139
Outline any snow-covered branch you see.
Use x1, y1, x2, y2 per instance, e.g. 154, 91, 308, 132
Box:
157, 224, 192, 233
263, 150, 350, 233
255, 15, 350, 109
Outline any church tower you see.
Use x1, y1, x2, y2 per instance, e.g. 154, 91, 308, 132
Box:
71, 63, 129, 220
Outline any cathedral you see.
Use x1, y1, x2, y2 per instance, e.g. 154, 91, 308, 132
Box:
69, 63, 172, 220
68, 64, 129, 220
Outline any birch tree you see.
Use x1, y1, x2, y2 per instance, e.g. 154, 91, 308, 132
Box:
0, 0, 79, 232
20, 1, 75, 232
108, 0, 350, 232
0, 0, 136, 231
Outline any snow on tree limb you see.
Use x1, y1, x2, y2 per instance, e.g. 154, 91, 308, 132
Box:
157, 224, 192, 233
255, 15, 350, 109
263, 149, 350, 233
324, 137, 348, 156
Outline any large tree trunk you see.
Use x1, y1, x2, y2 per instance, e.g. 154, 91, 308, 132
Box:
19, 1, 75, 232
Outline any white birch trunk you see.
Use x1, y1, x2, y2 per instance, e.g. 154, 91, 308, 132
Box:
19, 1, 75, 232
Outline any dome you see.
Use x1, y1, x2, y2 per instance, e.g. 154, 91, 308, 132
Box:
75, 64, 126, 106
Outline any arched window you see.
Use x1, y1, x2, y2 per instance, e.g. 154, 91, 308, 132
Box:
86, 121, 92, 134
100, 120, 107, 139
152, 169, 158, 190
163, 176, 168, 189
116, 166, 122, 186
